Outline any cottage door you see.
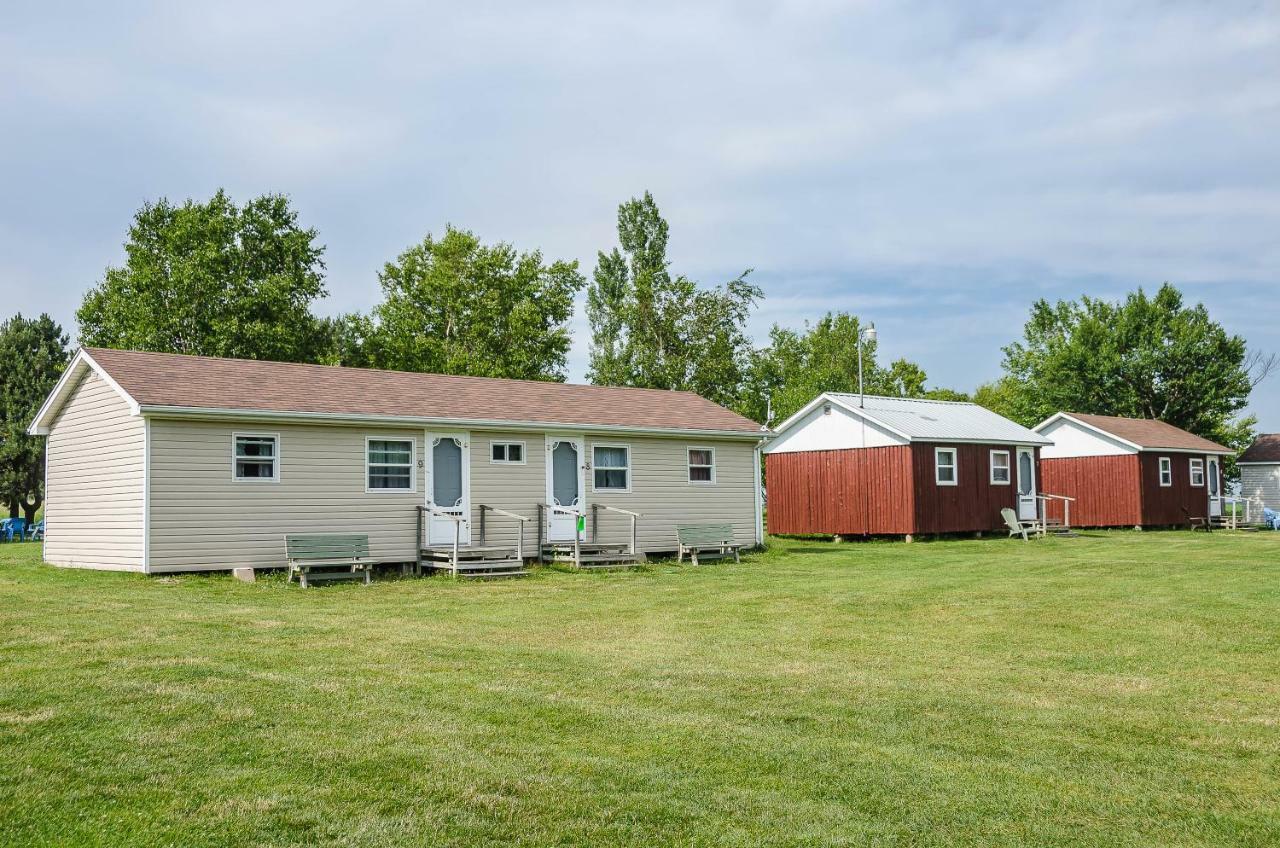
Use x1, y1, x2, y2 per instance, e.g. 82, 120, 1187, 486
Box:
1016, 447, 1038, 521
1207, 457, 1222, 517
545, 436, 585, 541
426, 433, 471, 546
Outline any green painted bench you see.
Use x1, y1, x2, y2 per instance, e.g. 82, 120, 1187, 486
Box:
676, 523, 741, 566
284, 534, 374, 588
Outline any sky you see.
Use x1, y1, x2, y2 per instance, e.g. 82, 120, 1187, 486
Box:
2, 0, 1278, 428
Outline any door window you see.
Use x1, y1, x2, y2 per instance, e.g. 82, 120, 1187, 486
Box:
551, 441, 579, 506
1018, 451, 1034, 496
432, 438, 463, 507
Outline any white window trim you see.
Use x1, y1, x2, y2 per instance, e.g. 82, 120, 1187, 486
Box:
687, 445, 717, 485
1188, 457, 1205, 488
231, 432, 280, 483
935, 447, 958, 486
591, 442, 631, 493
1158, 456, 1173, 487
490, 440, 527, 465
365, 435, 416, 494
989, 449, 1011, 485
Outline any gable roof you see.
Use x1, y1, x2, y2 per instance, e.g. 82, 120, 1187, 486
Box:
776, 393, 1050, 445
1037, 412, 1232, 454
29, 348, 766, 439
1239, 434, 1280, 463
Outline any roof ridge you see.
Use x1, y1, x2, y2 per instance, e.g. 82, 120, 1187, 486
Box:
82, 346, 704, 397
826, 392, 977, 407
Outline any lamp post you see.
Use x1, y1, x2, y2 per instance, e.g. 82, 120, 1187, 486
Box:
857, 322, 877, 408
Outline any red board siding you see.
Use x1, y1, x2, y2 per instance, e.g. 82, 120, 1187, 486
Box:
1039, 455, 1142, 527
1139, 453, 1211, 526
910, 443, 1027, 534
765, 447, 914, 535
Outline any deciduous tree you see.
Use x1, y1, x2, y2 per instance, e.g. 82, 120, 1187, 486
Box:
0, 314, 69, 522
77, 190, 328, 362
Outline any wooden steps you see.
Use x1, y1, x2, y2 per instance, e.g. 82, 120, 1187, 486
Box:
540, 542, 641, 569
420, 545, 529, 579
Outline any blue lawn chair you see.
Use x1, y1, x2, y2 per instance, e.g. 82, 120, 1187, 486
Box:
0, 518, 24, 542
26, 519, 44, 541
1264, 508, 1280, 531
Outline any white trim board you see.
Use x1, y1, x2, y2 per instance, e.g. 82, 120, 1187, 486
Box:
28, 348, 142, 435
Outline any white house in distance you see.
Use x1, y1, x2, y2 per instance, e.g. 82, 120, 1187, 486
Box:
1238, 434, 1280, 513
29, 348, 767, 574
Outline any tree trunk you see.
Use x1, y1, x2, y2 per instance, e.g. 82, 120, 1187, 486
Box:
22, 498, 40, 526
8, 501, 17, 519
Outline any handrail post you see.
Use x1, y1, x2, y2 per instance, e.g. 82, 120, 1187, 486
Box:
630, 514, 636, 556
1064, 499, 1070, 531
452, 518, 460, 578
479, 505, 487, 546
516, 518, 524, 562
536, 504, 544, 564
573, 521, 580, 569
591, 503, 598, 543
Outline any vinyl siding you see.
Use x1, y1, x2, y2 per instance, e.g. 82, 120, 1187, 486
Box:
585, 436, 758, 552
148, 419, 424, 571
43, 371, 145, 570
467, 432, 544, 552
1240, 464, 1280, 513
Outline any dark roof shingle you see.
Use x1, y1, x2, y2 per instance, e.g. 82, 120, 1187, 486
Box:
1066, 412, 1232, 453
1240, 434, 1280, 463
83, 348, 765, 436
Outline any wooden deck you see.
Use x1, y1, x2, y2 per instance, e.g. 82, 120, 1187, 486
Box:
419, 545, 529, 579
540, 541, 642, 570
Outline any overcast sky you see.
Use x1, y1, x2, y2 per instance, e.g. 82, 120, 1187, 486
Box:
3, 1, 1277, 427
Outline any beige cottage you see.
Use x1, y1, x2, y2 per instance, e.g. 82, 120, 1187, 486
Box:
30, 348, 766, 574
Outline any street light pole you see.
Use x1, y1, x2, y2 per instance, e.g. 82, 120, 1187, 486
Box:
858, 322, 877, 408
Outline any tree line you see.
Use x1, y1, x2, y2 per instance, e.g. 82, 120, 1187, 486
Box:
0, 188, 1269, 518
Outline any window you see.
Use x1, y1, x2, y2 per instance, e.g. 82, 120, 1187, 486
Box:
367, 438, 414, 492
989, 450, 1011, 485
592, 444, 630, 492
233, 434, 278, 482
935, 447, 958, 486
1189, 457, 1205, 487
1159, 456, 1172, 487
490, 441, 525, 464
688, 447, 716, 484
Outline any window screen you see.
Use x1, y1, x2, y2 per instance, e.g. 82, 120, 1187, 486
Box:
234, 435, 277, 480
551, 441, 579, 505
368, 439, 413, 491
593, 445, 629, 491
688, 448, 715, 483
433, 438, 464, 506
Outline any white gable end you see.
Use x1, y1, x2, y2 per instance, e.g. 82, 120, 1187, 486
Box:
1038, 418, 1137, 458
764, 401, 906, 454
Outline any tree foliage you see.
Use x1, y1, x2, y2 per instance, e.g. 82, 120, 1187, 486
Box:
586, 193, 761, 410
997, 284, 1270, 455
0, 314, 69, 521
740, 312, 955, 424
77, 190, 329, 362
354, 226, 584, 380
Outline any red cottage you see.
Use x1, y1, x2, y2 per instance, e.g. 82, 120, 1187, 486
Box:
1033, 412, 1233, 528
764, 394, 1051, 540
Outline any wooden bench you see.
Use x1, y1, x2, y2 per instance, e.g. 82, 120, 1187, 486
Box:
676, 523, 741, 566
1181, 508, 1212, 532
285, 534, 374, 588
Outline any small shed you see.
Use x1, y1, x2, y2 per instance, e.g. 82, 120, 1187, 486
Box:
1238, 434, 1280, 513
1033, 412, 1233, 527
764, 394, 1051, 539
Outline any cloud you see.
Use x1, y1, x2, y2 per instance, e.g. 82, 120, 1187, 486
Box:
0, 0, 1277, 424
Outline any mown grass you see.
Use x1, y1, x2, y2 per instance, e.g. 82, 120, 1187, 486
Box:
1, 532, 1278, 847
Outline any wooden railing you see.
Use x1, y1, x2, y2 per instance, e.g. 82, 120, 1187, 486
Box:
477, 504, 531, 561
417, 505, 465, 568
536, 503, 581, 566
1037, 493, 1076, 532
591, 503, 642, 555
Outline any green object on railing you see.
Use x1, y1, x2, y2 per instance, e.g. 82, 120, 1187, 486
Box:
576, 514, 586, 533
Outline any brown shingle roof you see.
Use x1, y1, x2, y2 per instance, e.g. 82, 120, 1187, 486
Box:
82, 348, 765, 436
1065, 412, 1232, 453
1240, 434, 1280, 463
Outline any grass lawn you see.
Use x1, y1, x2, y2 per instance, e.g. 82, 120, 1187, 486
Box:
2, 532, 1278, 847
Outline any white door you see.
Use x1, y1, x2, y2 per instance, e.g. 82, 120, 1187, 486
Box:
1208, 457, 1222, 517
1016, 447, 1038, 521
426, 432, 470, 545
545, 435, 584, 541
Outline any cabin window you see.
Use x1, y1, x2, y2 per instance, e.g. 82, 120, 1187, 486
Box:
367, 438, 414, 492
1189, 457, 1205, 487
989, 450, 1011, 485
935, 447, 958, 486
490, 441, 525, 465
1158, 456, 1173, 486
592, 444, 630, 492
233, 433, 279, 482
688, 447, 716, 484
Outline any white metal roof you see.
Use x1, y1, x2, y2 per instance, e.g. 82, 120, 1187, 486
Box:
820, 393, 1052, 445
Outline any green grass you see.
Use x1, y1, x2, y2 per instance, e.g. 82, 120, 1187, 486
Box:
2, 532, 1278, 847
